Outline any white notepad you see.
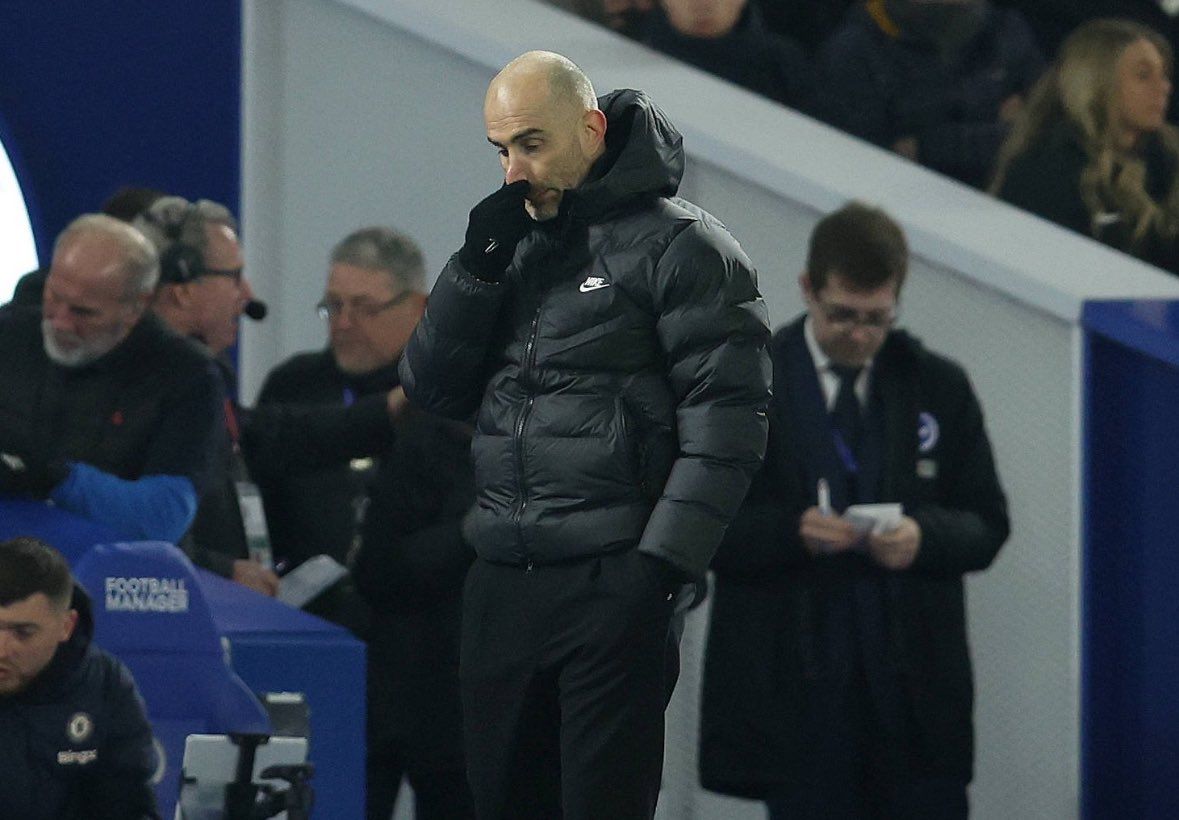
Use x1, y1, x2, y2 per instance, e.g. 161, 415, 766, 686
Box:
843, 503, 903, 536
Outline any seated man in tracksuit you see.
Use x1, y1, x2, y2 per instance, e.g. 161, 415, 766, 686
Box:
0, 536, 159, 820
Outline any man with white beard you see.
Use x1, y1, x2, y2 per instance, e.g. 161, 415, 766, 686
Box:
0, 214, 223, 543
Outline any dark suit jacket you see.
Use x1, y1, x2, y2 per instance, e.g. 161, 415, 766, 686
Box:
699, 316, 1010, 799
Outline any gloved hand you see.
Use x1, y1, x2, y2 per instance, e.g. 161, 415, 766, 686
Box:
457, 180, 533, 282
0, 450, 69, 498
641, 552, 691, 596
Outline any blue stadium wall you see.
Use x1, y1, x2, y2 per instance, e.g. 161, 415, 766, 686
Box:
0, 1, 241, 259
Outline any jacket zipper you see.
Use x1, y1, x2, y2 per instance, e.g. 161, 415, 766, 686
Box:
512, 300, 543, 569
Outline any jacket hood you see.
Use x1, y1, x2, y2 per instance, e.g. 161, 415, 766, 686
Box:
572, 89, 684, 221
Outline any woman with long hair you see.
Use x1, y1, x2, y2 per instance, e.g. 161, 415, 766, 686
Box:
992, 18, 1179, 272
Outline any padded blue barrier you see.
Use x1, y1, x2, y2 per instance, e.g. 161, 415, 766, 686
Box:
0, 495, 126, 561
1083, 301, 1179, 819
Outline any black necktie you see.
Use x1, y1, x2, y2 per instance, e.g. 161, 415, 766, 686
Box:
829, 364, 863, 455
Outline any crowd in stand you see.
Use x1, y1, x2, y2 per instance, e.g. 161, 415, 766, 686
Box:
550, 0, 1179, 274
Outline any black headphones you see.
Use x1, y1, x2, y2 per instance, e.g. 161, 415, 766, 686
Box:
146, 201, 209, 285
142, 198, 269, 321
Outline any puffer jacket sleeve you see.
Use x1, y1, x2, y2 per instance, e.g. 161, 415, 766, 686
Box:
637, 218, 772, 578
399, 254, 510, 420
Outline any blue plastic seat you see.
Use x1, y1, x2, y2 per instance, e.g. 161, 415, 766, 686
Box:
73, 540, 272, 816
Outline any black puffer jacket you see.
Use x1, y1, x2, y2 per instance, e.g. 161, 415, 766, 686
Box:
0, 587, 159, 819
400, 89, 771, 578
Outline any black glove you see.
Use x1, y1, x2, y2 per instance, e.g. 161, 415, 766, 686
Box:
457, 180, 533, 282
0, 450, 69, 498
641, 553, 692, 595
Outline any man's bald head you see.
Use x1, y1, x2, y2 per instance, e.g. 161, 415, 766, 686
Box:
489, 50, 598, 114
484, 51, 607, 221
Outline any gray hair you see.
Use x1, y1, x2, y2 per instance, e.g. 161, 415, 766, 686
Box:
134, 195, 238, 276
330, 227, 426, 292
55, 213, 160, 298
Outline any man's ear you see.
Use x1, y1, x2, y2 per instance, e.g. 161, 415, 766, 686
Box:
154, 282, 191, 311
405, 292, 428, 323
60, 608, 79, 643
582, 108, 607, 154
799, 271, 814, 300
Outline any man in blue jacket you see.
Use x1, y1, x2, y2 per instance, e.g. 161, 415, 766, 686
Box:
400, 50, 772, 819
0, 536, 159, 819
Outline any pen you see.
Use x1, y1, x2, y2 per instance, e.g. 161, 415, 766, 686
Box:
817, 478, 831, 517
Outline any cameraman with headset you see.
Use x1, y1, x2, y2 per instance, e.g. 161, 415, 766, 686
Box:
136, 196, 279, 596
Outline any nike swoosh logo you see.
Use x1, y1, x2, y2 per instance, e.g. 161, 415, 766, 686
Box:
579, 279, 611, 293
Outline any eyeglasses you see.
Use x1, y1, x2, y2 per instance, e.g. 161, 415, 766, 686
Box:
815, 299, 898, 330
316, 291, 411, 321
200, 267, 244, 285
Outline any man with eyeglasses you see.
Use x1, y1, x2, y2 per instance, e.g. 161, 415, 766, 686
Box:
246, 227, 477, 820
136, 196, 279, 597
700, 201, 1010, 819
0, 214, 223, 544
251, 227, 429, 572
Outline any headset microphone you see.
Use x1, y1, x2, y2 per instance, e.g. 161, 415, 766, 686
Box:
244, 299, 268, 321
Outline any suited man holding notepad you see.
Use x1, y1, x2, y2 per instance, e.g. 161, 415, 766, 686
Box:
699, 202, 1010, 819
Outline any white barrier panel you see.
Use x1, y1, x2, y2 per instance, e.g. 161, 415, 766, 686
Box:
241, 2, 1179, 817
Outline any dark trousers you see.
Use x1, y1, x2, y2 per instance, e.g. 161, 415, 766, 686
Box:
366, 744, 475, 820
764, 660, 968, 820
460, 551, 678, 820
766, 778, 968, 820
365, 607, 473, 820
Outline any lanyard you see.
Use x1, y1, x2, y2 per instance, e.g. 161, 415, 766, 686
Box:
223, 398, 240, 446
831, 427, 859, 475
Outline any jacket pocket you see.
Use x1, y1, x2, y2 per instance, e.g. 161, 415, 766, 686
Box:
614, 396, 647, 497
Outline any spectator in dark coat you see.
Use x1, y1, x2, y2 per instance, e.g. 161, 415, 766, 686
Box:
994, 0, 1177, 58
643, 0, 815, 111
7, 186, 165, 308
992, 0, 1179, 120
760, 0, 858, 56
250, 228, 426, 572
993, 18, 1179, 273
818, 0, 1045, 187
543, 0, 656, 39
